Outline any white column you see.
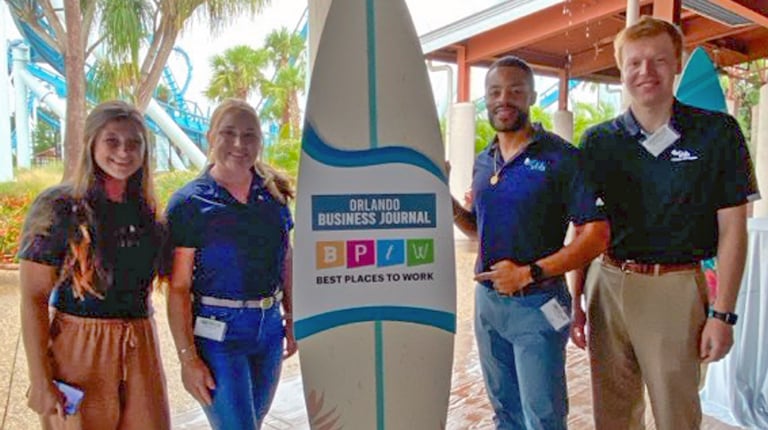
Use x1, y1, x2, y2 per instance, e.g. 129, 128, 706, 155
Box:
12, 45, 31, 169
308, 0, 333, 74
553, 110, 574, 143
751, 104, 759, 159
754, 84, 768, 218
0, 1, 13, 181
448, 102, 475, 240
448, 103, 474, 202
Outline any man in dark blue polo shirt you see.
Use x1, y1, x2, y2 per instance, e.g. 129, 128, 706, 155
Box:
452, 55, 609, 430
575, 16, 759, 430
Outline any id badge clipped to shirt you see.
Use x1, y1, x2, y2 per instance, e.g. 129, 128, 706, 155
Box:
194, 316, 227, 341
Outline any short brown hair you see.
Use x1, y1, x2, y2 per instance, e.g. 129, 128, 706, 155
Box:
614, 16, 683, 69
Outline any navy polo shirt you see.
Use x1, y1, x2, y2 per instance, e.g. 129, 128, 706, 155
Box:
166, 168, 293, 300
580, 100, 759, 264
471, 125, 606, 276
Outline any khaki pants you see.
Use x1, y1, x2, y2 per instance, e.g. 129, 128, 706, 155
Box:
41, 312, 171, 430
585, 259, 708, 430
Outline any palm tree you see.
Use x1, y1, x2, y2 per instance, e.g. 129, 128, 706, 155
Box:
573, 101, 616, 145
205, 45, 270, 102
7, 0, 271, 178
260, 27, 306, 139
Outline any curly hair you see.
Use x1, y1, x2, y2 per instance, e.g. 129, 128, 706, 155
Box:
206, 98, 294, 203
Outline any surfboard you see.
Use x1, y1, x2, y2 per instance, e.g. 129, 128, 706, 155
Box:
292, 0, 456, 429
675, 46, 727, 301
675, 46, 727, 113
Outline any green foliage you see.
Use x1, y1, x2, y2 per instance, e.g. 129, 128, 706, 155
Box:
32, 109, 60, 154
0, 164, 64, 264
263, 135, 301, 181
205, 45, 270, 102
573, 101, 616, 146
154, 170, 199, 209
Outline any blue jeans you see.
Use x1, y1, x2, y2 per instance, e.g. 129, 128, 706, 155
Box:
474, 282, 571, 430
194, 304, 284, 430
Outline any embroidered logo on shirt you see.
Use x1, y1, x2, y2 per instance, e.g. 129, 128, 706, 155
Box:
595, 197, 605, 207
670, 149, 699, 162
524, 157, 547, 172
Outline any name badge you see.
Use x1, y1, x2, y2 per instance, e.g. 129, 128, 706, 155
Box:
540, 298, 570, 331
641, 124, 680, 157
194, 316, 227, 341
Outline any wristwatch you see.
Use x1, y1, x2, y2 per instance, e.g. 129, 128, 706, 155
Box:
708, 307, 738, 325
529, 262, 545, 284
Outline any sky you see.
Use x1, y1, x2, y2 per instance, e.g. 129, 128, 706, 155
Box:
174, 0, 505, 113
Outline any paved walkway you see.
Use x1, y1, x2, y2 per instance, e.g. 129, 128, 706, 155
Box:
0, 242, 742, 429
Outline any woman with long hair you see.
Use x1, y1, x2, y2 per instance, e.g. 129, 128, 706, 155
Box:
166, 99, 296, 429
18, 100, 171, 429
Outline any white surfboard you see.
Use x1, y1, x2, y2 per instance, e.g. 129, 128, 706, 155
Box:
293, 0, 456, 429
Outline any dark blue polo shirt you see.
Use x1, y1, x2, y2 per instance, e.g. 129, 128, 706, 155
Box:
580, 100, 759, 264
166, 168, 293, 300
18, 186, 158, 318
471, 125, 606, 276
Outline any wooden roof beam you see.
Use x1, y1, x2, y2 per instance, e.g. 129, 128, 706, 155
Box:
465, 0, 644, 64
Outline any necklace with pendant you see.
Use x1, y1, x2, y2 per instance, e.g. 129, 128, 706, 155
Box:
490, 148, 500, 185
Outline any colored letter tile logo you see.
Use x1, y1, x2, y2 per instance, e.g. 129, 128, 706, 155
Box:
316, 241, 345, 269
377, 240, 405, 267
407, 239, 434, 266
347, 240, 375, 268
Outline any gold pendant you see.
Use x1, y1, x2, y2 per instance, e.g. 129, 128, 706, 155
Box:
490, 174, 499, 186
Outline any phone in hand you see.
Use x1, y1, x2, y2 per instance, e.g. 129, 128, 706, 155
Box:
54, 380, 84, 415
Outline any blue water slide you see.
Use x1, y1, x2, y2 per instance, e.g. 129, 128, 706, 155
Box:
538, 79, 580, 109
11, 14, 209, 149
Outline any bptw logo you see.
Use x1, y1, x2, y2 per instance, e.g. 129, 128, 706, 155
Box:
316, 238, 434, 269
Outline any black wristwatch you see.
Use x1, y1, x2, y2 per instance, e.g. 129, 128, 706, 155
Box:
708, 307, 738, 325
529, 262, 545, 284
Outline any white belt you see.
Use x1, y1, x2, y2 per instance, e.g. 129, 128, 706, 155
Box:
198, 290, 283, 309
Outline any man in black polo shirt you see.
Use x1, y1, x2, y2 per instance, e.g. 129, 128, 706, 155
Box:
575, 16, 759, 430
452, 55, 609, 429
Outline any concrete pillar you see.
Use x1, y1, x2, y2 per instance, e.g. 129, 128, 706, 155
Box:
448, 103, 474, 203
751, 104, 759, 159
448, 102, 475, 240
554, 110, 574, 143
12, 45, 31, 169
726, 99, 737, 117
0, 1, 13, 181
754, 84, 768, 217
308, 0, 333, 74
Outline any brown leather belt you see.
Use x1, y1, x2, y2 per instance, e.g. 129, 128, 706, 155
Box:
602, 254, 700, 275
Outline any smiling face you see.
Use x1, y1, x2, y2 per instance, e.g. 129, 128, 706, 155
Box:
620, 32, 681, 110
208, 108, 262, 173
485, 66, 536, 133
92, 119, 145, 182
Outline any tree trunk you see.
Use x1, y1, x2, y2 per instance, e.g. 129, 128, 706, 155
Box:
62, 0, 86, 181
135, 23, 180, 112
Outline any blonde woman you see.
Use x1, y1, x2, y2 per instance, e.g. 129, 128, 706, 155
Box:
166, 99, 296, 429
18, 100, 171, 429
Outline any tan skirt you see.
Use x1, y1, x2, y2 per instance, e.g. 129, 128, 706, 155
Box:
41, 312, 171, 430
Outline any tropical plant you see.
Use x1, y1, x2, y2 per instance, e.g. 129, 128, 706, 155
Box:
205, 45, 270, 102
572, 101, 616, 146
260, 27, 306, 139
7, 0, 271, 178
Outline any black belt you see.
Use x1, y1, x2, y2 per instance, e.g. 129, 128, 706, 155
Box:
482, 276, 563, 298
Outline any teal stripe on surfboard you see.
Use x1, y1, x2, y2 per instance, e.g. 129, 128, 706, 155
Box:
294, 306, 457, 340
367, 2, 384, 427
375, 320, 385, 430
367, 0, 378, 149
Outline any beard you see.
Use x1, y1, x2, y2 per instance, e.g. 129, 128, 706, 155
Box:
488, 107, 529, 132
